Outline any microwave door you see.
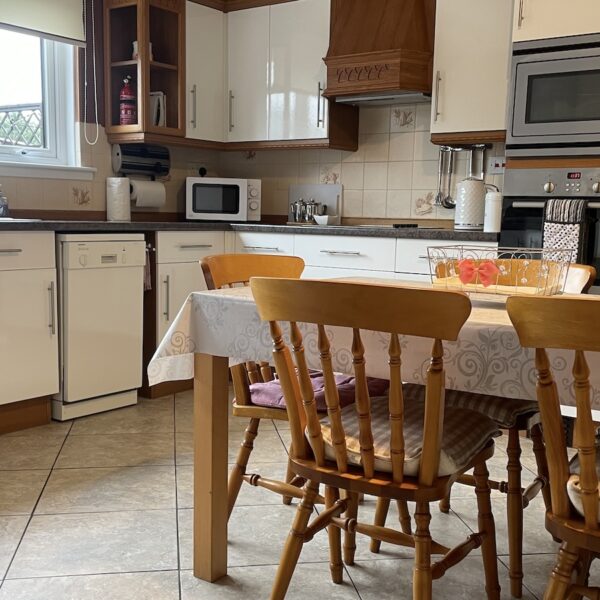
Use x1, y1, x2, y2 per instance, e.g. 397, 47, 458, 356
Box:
191, 182, 247, 221
511, 52, 600, 144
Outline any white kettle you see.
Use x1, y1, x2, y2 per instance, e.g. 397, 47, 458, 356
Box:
454, 178, 488, 231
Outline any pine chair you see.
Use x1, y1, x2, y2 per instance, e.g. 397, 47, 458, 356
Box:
507, 294, 600, 600
201, 253, 307, 515
251, 278, 502, 600
372, 262, 596, 598
201, 254, 390, 517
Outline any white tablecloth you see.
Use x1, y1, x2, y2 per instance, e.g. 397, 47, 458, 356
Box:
147, 285, 600, 416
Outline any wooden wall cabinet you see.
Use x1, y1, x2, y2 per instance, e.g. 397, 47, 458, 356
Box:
105, 0, 186, 140
513, 0, 600, 42
430, 0, 512, 145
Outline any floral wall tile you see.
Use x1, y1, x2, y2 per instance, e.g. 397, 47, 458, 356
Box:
390, 106, 416, 132
411, 190, 435, 218
319, 163, 341, 184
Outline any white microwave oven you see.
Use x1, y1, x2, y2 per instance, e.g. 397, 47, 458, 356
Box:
186, 177, 261, 221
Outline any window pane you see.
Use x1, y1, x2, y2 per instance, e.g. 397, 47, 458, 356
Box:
0, 29, 44, 148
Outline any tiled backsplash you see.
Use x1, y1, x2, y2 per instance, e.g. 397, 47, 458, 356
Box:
1, 103, 504, 221
220, 103, 505, 220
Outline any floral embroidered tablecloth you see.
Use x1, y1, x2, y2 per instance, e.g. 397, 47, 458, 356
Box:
147, 285, 600, 416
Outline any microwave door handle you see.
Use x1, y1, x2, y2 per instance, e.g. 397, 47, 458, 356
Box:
512, 201, 545, 208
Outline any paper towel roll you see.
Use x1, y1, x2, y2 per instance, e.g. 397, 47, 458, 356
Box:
106, 177, 131, 222
130, 180, 166, 208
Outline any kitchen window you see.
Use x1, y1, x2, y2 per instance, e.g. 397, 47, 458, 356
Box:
0, 28, 77, 168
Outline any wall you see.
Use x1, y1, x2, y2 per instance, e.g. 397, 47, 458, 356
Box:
220, 103, 505, 221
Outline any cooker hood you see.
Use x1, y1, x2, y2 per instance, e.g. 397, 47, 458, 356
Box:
323, 0, 435, 105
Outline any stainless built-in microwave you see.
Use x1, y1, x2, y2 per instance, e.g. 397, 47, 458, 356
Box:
186, 177, 261, 221
507, 33, 600, 156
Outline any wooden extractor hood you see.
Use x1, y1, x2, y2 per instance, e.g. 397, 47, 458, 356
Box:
324, 0, 435, 104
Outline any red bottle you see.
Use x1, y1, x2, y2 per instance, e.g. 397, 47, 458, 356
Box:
119, 76, 137, 126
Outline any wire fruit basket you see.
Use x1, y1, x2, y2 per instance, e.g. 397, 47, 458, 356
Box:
427, 245, 574, 297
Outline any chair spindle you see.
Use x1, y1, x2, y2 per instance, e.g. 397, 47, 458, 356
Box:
388, 332, 405, 484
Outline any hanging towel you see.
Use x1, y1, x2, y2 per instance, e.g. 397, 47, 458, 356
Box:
144, 247, 152, 291
542, 198, 588, 263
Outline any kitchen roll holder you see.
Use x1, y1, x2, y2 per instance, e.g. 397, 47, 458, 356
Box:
111, 144, 170, 179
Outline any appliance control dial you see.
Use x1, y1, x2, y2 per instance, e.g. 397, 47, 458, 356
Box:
249, 187, 258, 198
543, 181, 555, 193
593, 182, 600, 194
249, 201, 259, 211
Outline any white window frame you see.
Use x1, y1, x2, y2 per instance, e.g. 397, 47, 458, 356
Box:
0, 36, 77, 167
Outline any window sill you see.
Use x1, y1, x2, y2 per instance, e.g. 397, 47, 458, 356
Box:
0, 162, 96, 181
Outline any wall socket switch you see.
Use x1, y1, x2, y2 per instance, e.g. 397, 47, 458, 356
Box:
487, 156, 506, 175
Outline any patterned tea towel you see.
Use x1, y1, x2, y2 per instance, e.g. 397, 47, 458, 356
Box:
543, 198, 588, 263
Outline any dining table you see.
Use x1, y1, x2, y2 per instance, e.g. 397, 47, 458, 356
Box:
147, 278, 600, 583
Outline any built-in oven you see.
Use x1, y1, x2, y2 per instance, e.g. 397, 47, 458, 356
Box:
500, 166, 600, 282
507, 33, 600, 156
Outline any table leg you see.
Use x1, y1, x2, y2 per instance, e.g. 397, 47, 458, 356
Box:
194, 352, 230, 582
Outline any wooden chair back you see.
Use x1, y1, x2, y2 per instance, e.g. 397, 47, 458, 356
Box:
507, 295, 600, 530
201, 254, 305, 397
251, 278, 472, 487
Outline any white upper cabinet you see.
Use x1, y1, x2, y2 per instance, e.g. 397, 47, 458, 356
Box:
513, 0, 600, 42
268, 0, 330, 141
430, 0, 513, 135
186, 2, 226, 142
227, 7, 270, 142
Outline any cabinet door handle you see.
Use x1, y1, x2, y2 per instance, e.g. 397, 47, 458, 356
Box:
190, 84, 197, 128
518, 0, 525, 28
0, 248, 22, 254
179, 244, 213, 249
319, 250, 362, 256
229, 91, 234, 132
48, 281, 56, 335
242, 245, 280, 252
418, 255, 430, 260
433, 71, 442, 122
163, 275, 170, 321
317, 82, 324, 127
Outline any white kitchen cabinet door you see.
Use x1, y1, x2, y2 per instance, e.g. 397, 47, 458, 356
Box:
513, 0, 600, 42
234, 232, 295, 255
156, 262, 208, 344
302, 266, 396, 280
186, 2, 226, 141
227, 7, 270, 142
430, 0, 513, 135
268, 0, 330, 141
0, 269, 59, 406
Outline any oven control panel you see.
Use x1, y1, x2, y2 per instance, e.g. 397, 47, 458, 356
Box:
505, 167, 600, 198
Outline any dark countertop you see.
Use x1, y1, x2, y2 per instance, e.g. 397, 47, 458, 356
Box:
0, 220, 499, 241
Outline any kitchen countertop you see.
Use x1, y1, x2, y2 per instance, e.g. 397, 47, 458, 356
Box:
0, 220, 499, 241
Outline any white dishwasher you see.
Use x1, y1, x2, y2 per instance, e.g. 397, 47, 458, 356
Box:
53, 234, 146, 420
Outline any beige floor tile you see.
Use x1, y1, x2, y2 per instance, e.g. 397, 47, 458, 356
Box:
178, 504, 331, 569
36, 466, 176, 514
176, 463, 291, 509
3, 421, 71, 438
0, 516, 28, 579
348, 555, 536, 599
0, 471, 49, 515
70, 397, 174, 435
451, 495, 558, 557
180, 563, 360, 599
55, 433, 174, 468
7, 510, 178, 578
175, 430, 288, 466
0, 437, 65, 470
0, 571, 180, 600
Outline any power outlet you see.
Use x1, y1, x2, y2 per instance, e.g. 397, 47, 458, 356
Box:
487, 156, 506, 175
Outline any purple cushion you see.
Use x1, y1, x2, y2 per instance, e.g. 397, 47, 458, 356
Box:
247, 371, 389, 412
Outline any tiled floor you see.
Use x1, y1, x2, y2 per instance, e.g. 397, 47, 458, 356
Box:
0, 390, 571, 599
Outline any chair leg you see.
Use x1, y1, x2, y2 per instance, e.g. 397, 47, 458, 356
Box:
439, 487, 452, 513
413, 501, 433, 600
282, 459, 295, 506
325, 486, 343, 584
397, 499, 412, 535
369, 497, 390, 554
530, 423, 552, 512
507, 427, 524, 599
228, 417, 260, 518
567, 550, 593, 600
473, 460, 501, 600
543, 543, 580, 600
343, 491, 359, 565
270, 480, 320, 600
